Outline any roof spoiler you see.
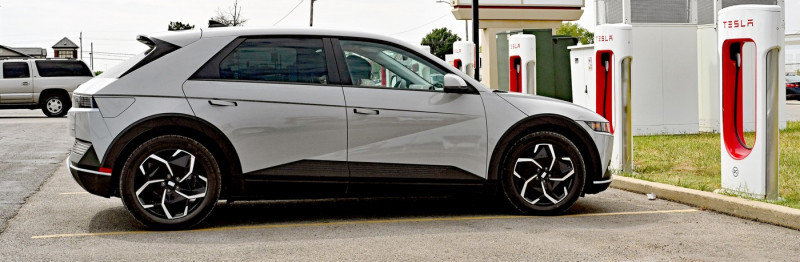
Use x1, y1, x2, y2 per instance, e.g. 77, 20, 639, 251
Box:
136, 35, 156, 49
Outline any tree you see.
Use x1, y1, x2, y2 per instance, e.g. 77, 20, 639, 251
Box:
94, 71, 103, 76
168, 21, 195, 31
556, 22, 594, 45
420, 27, 462, 60
211, 0, 248, 27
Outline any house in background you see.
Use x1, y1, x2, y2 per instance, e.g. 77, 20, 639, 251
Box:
53, 37, 79, 58
0, 44, 47, 58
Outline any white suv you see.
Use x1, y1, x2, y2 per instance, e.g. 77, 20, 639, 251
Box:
0, 59, 93, 117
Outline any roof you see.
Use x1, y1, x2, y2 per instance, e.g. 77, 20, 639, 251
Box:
10, 47, 46, 57
52, 37, 79, 49
0, 45, 31, 57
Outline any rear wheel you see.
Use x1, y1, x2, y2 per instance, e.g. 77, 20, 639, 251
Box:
500, 131, 586, 215
119, 135, 221, 229
41, 93, 69, 117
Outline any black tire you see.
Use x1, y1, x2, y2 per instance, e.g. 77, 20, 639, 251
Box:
499, 131, 586, 215
41, 93, 70, 117
120, 135, 221, 229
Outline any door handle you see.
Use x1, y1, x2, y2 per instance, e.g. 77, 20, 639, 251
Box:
22, 82, 29, 86
353, 108, 379, 115
208, 100, 237, 106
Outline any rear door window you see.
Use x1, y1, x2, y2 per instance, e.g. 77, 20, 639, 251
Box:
2, 62, 30, 79
35, 60, 92, 77
214, 38, 329, 85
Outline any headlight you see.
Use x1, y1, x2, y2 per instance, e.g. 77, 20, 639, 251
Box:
585, 121, 611, 133
73, 94, 96, 108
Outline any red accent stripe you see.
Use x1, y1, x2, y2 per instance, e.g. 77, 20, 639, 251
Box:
595, 50, 614, 134
99, 167, 112, 173
721, 38, 756, 160
509, 55, 521, 93
453, 5, 581, 10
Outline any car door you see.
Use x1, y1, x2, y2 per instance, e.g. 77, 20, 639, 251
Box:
0, 61, 34, 103
333, 39, 488, 190
183, 37, 348, 196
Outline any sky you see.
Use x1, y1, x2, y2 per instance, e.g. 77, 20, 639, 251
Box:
0, 0, 797, 71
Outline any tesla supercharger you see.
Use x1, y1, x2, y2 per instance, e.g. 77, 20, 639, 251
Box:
508, 34, 536, 94
452, 41, 475, 77
718, 5, 782, 199
595, 24, 633, 172
445, 54, 455, 69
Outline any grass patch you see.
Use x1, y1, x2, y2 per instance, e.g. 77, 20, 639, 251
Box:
626, 121, 800, 209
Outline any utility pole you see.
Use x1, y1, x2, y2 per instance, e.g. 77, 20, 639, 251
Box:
472, 0, 479, 81
90, 42, 94, 71
79, 32, 83, 60
309, 0, 315, 27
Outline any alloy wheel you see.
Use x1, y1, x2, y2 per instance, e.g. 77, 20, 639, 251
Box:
134, 149, 208, 219
512, 143, 576, 206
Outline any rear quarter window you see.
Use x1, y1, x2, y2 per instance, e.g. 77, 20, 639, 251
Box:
35, 61, 93, 77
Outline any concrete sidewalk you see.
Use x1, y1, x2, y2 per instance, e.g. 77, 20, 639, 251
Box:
611, 175, 800, 231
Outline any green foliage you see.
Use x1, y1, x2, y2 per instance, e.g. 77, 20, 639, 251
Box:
168, 21, 195, 31
420, 27, 462, 60
556, 22, 594, 45
93, 71, 103, 76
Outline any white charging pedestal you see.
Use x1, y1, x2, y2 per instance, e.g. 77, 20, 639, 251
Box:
445, 54, 455, 69
452, 41, 475, 78
718, 5, 782, 200
508, 34, 536, 95
594, 24, 633, 172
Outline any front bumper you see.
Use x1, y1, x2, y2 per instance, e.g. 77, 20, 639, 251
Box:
67, 139, 112, 197
584, 129, 614, 194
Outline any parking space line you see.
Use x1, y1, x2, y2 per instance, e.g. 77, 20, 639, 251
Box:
31, 208, 698, 239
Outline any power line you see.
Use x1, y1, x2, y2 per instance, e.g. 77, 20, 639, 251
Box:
81, 51, 135, 56
273, 0, 305, 26
389, 14, 450, 36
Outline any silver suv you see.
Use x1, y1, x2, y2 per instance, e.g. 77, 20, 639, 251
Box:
68, 28, 613, 229
0, 58, 93, 117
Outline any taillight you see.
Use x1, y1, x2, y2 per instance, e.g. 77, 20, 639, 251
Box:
788, 83, 799, 88
73, 94, 97, 108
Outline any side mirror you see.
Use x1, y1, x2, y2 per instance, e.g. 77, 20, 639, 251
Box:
443, 74, 472, 93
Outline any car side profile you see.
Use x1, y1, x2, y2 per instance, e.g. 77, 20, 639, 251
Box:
0, 58, 93, 117
68, 28, 613, 229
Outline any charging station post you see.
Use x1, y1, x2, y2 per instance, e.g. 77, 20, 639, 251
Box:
718, 5, 782, 200
594, 24, 633, 172
508, 34, 536, 94
453, 41, 476, 78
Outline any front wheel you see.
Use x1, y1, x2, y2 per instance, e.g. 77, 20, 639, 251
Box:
500, 131, 586, 215
41, 93, 70, 117
119, 135, 221, 229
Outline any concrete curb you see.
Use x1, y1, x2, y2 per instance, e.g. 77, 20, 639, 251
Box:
610, 175, 800, 231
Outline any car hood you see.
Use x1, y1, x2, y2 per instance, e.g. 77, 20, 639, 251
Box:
496, 92, 608, 123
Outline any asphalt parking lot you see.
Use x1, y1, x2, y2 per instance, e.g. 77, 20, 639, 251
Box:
1, 108, 799, 260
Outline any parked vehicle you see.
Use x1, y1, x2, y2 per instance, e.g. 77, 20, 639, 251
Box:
67, 28, 614, 229
787, 75, 800, 101
0, 58, 93, 117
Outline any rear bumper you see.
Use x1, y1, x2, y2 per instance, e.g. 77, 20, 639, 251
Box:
67, 139, 112, 197
67, 159, 112, 197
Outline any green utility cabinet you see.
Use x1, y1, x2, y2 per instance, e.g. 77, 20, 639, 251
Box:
496, 29, 577, 102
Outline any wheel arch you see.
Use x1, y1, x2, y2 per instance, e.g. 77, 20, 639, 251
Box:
38, 88, 71, 105
101, 113, 242, 197
488, 114, 603, 194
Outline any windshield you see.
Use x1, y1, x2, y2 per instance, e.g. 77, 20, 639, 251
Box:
787, 76, 800, 83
